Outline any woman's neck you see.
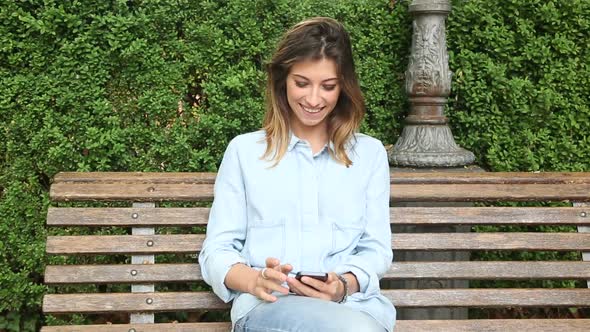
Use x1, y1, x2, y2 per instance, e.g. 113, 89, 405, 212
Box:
292, 126, 329, 155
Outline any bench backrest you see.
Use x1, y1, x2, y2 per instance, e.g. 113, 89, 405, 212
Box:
42, 172, 590, 331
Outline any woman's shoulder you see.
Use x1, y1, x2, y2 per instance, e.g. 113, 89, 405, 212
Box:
351, 133, 387, 153
227, 130, 266, 150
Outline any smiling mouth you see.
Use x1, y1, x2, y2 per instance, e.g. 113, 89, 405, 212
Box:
300, 104, 324, 114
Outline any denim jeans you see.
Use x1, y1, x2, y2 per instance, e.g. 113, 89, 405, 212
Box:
233, 295, 387, 332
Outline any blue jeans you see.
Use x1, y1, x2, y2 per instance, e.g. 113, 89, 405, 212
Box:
233, 295, 386, 332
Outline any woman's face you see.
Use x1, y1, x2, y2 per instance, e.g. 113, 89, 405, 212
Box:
286, 57, 341, 140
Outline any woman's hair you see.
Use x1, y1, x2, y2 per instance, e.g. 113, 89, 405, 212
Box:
262, 17, 365, 167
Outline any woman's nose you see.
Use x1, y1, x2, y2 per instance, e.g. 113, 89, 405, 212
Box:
306, 88, 322, 107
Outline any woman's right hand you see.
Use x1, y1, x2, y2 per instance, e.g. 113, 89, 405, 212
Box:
247, 257, 292, 302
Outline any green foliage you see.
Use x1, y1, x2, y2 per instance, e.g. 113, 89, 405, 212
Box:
0, 0, 407, 328
448, 0, 590, 171
1, 0, 589, 327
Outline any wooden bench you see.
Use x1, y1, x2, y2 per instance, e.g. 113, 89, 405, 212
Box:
42, 172, 590, 331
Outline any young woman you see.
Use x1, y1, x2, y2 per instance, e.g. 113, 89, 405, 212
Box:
199, 17, 396, 332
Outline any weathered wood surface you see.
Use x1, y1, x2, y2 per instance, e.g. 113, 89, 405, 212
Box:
40, 322, 232, 332
388, 261, 590, 280
384, 289, 590, 307
49, 172, 590, 202
42, 289, 590, 314
43, 171, 590, 330
50, 182, 590, 202
44, 261, 590, 284
46, 232, 590, 254
47, 207, 210, 226
53, 171, 590, 184
46, 234, 204, 254
47, 206, 590, 226
39, 319, 590, 332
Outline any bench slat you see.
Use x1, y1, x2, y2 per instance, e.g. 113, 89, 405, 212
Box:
46, 234, 204, 254
385, 289, 590, 307
388, 261, 590, 280
394, 184, 590, 202
44, 261, 590, 284
52, 171, 590, 185
42, 289, 590, 314
47, 207, 210, 226
47, 206, 590, 226
53, 172, 216, 184
50, 182, 590, 202
50, 183, 215, 202
394, 206, 590, 225
40, 322, 230, 332
39, 319, 590, 332
46, 233, 590, 254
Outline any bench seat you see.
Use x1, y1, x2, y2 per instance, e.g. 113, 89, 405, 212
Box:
42, 172, 590, 331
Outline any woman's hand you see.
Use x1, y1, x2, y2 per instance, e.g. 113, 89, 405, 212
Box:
247, 257, 293, 302
286, 272, 345, 302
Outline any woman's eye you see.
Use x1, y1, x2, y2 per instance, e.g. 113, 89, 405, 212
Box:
323, 85, 336, 91
295, 81, 308, 88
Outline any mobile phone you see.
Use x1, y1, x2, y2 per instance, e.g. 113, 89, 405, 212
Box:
295, 271, 328, 282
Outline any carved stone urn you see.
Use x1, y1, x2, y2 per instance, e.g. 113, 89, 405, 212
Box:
389, 0, 474, 167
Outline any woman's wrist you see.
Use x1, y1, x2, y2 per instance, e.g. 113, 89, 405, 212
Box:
336, 274, 348, 303
342, 272, 359, 294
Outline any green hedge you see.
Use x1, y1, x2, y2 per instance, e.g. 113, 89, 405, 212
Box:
447, 0, 590, 171
1, 0, 588, 329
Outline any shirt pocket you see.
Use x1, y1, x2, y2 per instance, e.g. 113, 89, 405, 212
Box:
330, 217, 365, 255
245, 220, 286, 268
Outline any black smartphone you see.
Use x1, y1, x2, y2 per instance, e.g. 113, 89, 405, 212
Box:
295, 271, 328, 282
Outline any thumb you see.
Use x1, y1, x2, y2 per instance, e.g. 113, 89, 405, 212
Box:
327, 272, 339, 283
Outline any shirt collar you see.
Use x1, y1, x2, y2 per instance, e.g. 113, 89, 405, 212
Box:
287, 133, 301, 152
287, 132, 334, 154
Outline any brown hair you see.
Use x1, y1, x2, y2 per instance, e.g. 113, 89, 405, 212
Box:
262, 17, 365, 167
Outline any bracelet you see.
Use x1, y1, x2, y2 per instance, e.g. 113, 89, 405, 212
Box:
336, 274, 348, 303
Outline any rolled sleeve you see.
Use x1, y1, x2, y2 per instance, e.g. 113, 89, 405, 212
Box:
198, 138, 248, 303
335, 144, 392, 295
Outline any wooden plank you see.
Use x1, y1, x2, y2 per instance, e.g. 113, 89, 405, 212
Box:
53, 172, 216, 184
45, 264, 203, 284
50, 183, 214, 202
43, 292, 229, 313
394, 233, 590, 251
393, 184, 590, 202
46, 232, 590, 255
39, 320, 590, 332
50, 182, 590, 202
42, 289, 590, 314
47, 207, 210, 226
47, 207, 590, 227
41, 323, 231, 332
46, 235, 204, 254
390, 172, 590, 184
45, 261, 590, 284
53, 171, 590, 185
392, 207, 590, 225
387, 261, 590, 280
383, 289, 590, 307
394, 319, 590, 332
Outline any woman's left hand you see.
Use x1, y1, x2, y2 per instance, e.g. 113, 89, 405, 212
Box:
286, 272, 344, 302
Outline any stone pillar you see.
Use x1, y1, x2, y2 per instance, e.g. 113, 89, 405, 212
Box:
389, 0, 474, 167
387, 0, 478, 321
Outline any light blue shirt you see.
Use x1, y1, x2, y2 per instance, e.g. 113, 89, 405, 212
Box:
199, 130, 396, 331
